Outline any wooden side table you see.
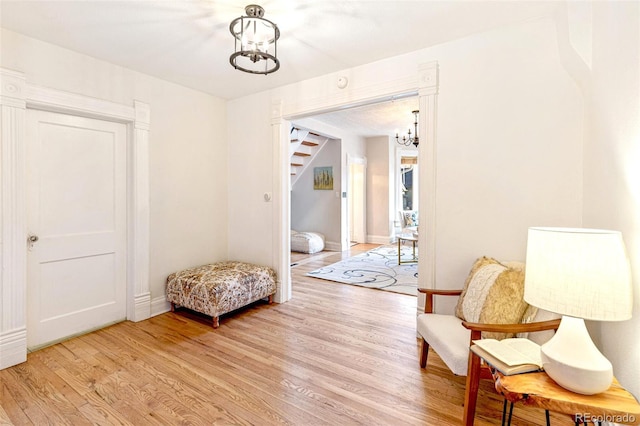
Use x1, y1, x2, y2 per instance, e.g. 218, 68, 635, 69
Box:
493, 368, 640, 425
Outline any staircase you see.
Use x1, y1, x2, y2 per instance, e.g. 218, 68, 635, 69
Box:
290, 127, 329, 187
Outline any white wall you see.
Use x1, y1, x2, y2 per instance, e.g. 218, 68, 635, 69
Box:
287, 117, 366, 250
226, 90, 276, 266
0, 29, 228, 309
429, 19, 583, 297
291, 140, 342, 246
343, 134, 367, 159
581, 1, 640, 399
366, 136, 394, 243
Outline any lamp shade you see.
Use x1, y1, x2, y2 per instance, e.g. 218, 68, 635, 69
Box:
524, 227, 632, 321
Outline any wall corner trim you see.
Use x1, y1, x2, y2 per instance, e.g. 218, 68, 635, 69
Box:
1, 68, 27, 370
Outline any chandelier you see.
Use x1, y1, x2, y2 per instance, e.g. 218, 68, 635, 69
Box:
229, 4, 280, 75
396, 110, 419, 147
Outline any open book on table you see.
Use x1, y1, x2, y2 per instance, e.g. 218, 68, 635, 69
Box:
471, 338, 543, 376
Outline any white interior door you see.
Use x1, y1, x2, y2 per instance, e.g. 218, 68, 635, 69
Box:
26, 110, 127, 349
348, 159, 366, 243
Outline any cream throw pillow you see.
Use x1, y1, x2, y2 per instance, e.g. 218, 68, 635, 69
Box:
455, 256, 501, 319
455, 256, 529, 340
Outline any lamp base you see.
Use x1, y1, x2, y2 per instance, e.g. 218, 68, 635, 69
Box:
541, 316, 612, 395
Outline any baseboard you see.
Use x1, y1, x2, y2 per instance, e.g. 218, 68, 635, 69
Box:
367, 234, 394, 245
151, 295, 172, 317
131, 292, 152, 322
0, 327, 27, 369
324, 241, 342, 251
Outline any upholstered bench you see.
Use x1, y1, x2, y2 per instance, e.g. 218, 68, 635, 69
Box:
166, 261, 277, 328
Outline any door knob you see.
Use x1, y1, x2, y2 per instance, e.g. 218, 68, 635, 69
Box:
28, 234, 39, 243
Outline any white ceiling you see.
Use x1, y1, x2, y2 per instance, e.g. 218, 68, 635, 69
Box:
309, 96, 421, 139
0, 0, 559, 137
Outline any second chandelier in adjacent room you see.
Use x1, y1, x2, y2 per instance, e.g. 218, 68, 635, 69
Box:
396, 110, 419, 147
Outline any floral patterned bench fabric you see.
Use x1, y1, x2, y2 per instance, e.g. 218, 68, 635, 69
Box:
166, 261, 277, 324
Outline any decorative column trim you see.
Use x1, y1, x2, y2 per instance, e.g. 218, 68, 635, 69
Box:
271, 99, 290, 303
416, 61, 439, 317
130, 100, 151, 321
0, 68, 27, 369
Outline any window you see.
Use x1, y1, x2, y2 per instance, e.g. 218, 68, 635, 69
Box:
398, 152, 418, 213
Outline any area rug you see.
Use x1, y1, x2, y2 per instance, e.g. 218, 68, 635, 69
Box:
306, 244, 418, 296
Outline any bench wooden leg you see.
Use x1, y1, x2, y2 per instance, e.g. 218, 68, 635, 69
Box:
463, 349, 482, 426
212, 316, 220, 328
419, 338, 429, 368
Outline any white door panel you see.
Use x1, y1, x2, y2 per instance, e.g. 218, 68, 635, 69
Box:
37, 232, 117, 262
348, 159, 366, 243
39, 253, 117, 320
27, 110, 127, 348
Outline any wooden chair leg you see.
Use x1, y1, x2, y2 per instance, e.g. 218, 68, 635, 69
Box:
463, 350, 482, 426
212, 316, 220, 328
268, 294, 273, 304
419, 338, 429, 368
170, 302, 176, 312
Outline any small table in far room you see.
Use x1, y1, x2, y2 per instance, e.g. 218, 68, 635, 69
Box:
397, 233, 418, 265
492, 368, 640, 426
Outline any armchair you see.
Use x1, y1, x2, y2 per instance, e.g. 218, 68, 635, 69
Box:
417, 257, 560, 426
399, 210, 418, 234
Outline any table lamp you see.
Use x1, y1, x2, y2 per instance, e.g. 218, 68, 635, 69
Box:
524, 227, 633, 395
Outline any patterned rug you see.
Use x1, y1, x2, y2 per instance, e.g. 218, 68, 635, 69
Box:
306, 244, 418, 296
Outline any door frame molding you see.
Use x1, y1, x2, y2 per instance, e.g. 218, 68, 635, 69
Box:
0, 68, 151, 369
271, 62, 439, 311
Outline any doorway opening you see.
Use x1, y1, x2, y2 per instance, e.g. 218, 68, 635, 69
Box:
273, 61, 439, 306
286, 96, 421, 295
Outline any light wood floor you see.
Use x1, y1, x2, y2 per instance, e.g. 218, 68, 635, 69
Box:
1, 245, 574, 425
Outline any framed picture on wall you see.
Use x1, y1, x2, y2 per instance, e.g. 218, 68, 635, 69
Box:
313, 166, 333, 190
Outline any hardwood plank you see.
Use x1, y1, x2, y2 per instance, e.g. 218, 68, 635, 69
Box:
1, 382, 33, 425
0, 244, 576, 425
122, 319, 328, 425
84, 327, 269, 425
1, 364, 64, 425
143, 315, 430, 425
3, 359, 91, 425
